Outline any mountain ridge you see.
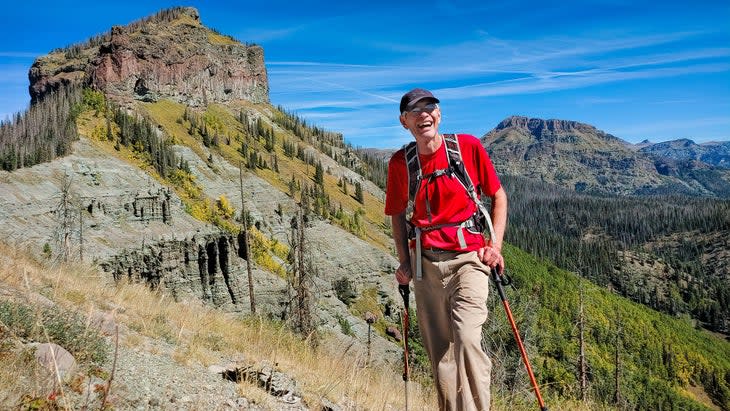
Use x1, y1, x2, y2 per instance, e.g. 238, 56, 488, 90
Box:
482, 115, 730, 197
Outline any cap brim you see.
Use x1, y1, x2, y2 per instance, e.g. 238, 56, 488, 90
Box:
404, 96, 440, 112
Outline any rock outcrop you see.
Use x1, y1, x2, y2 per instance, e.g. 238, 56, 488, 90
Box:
640, 139, 730, 169
29, 7, 268, 107
101, 233, 252, 311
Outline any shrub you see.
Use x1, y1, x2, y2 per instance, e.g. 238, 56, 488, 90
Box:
0, 301, 108, 365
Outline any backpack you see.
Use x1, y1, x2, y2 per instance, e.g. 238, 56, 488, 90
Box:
403, 134, 496, 278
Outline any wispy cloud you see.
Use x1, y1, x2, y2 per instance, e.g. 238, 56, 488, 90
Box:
610, 116, 730, 141
269, 29, 729, 110
436, 63, 730, 99
0, 51, 39, 58
237, 26, 304, 43
264, 24, 729, 146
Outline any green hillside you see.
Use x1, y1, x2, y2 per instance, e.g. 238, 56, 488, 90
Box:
494, 243, 730, 410
502, 175, 730, 335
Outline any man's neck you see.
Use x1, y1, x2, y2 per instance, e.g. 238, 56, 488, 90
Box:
417, 133, 443, 155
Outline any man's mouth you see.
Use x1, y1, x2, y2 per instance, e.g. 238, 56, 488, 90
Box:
417, 121, 433, 129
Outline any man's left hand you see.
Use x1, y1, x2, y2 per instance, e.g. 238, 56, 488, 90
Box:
477, 245, 504, 274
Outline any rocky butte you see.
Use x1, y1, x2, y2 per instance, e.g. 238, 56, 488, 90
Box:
29, 7, 268, 107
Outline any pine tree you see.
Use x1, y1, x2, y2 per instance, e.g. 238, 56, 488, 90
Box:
314, 161, 324, 186
355, 181, 364, 204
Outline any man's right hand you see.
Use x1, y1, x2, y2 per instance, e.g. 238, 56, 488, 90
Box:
395, 261, 412, 285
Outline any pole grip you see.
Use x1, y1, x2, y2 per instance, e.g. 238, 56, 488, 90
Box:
491, 268, 508, 302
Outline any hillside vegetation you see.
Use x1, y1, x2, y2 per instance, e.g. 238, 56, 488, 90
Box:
493, 244, 730, 410
3, 86, 729, 410
503, 175, 730, 335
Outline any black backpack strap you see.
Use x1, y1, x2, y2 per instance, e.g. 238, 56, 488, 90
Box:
443, 134, 474, 194
404, 142, 421, 224
443, 133, 496, 243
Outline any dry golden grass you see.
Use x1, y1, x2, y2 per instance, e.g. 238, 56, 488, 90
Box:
0, 242, 437, 409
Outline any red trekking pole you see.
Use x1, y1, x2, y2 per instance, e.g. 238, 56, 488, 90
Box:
399, 284, 410, 411
492, 268, 548, 411
482, 208, 547, 410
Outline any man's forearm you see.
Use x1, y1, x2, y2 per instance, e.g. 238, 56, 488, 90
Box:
489, 187, 508, 251
391, 212, 410, 264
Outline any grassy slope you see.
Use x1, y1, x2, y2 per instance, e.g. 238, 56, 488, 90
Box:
0, 243, 437, 410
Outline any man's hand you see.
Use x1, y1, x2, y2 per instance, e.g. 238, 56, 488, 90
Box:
395, 261, 412, 285
477, 245, 504, 274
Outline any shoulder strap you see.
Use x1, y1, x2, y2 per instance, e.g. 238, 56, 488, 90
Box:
442, 134, 475, 195
404, 134, 476, 222
444, 133, 496, 241
404, 142, 421, 223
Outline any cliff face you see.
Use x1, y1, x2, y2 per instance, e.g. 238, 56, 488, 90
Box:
101, 232, 278, 313
29, 7, 268, 107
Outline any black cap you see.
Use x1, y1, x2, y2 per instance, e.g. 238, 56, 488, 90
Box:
399, 88, 440, 114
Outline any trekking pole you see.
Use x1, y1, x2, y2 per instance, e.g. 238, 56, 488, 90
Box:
398, 284, 410, 411
492, 268, 548, 411
482, 209, 547, 411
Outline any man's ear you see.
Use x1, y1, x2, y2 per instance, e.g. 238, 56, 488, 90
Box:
400, 115, 408, 129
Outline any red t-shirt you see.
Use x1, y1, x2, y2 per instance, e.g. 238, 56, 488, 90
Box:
384, 134, 501, 251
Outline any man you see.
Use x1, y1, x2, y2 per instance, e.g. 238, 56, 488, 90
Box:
385, 88, 508, 411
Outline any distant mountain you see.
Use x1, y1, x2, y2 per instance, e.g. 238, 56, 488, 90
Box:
481, 116, 730, 197
639, 138, 730, 169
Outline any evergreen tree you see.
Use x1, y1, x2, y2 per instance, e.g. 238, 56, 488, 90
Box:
355, 181, 364, 204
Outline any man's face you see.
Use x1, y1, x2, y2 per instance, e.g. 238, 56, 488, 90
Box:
400, 99, 441, 142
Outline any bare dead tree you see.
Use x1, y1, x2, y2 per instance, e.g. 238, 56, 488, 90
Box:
613, 309, 623, 406
289, 206, 314, 337
79, 207, 84, 262
239, 161, 256, 314
53, 174, 77, 262
578, 283, 588, 402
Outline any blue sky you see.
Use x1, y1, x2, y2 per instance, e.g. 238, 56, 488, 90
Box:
1, 1, 729, 148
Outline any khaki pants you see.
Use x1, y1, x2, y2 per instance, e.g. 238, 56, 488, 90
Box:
413, 249, 492, 411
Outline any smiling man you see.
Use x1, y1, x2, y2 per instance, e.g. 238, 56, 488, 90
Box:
385, 88, 508, 410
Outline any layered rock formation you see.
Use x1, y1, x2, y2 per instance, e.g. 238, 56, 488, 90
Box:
29, 7, 268, 107
101, 232, 262, 312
